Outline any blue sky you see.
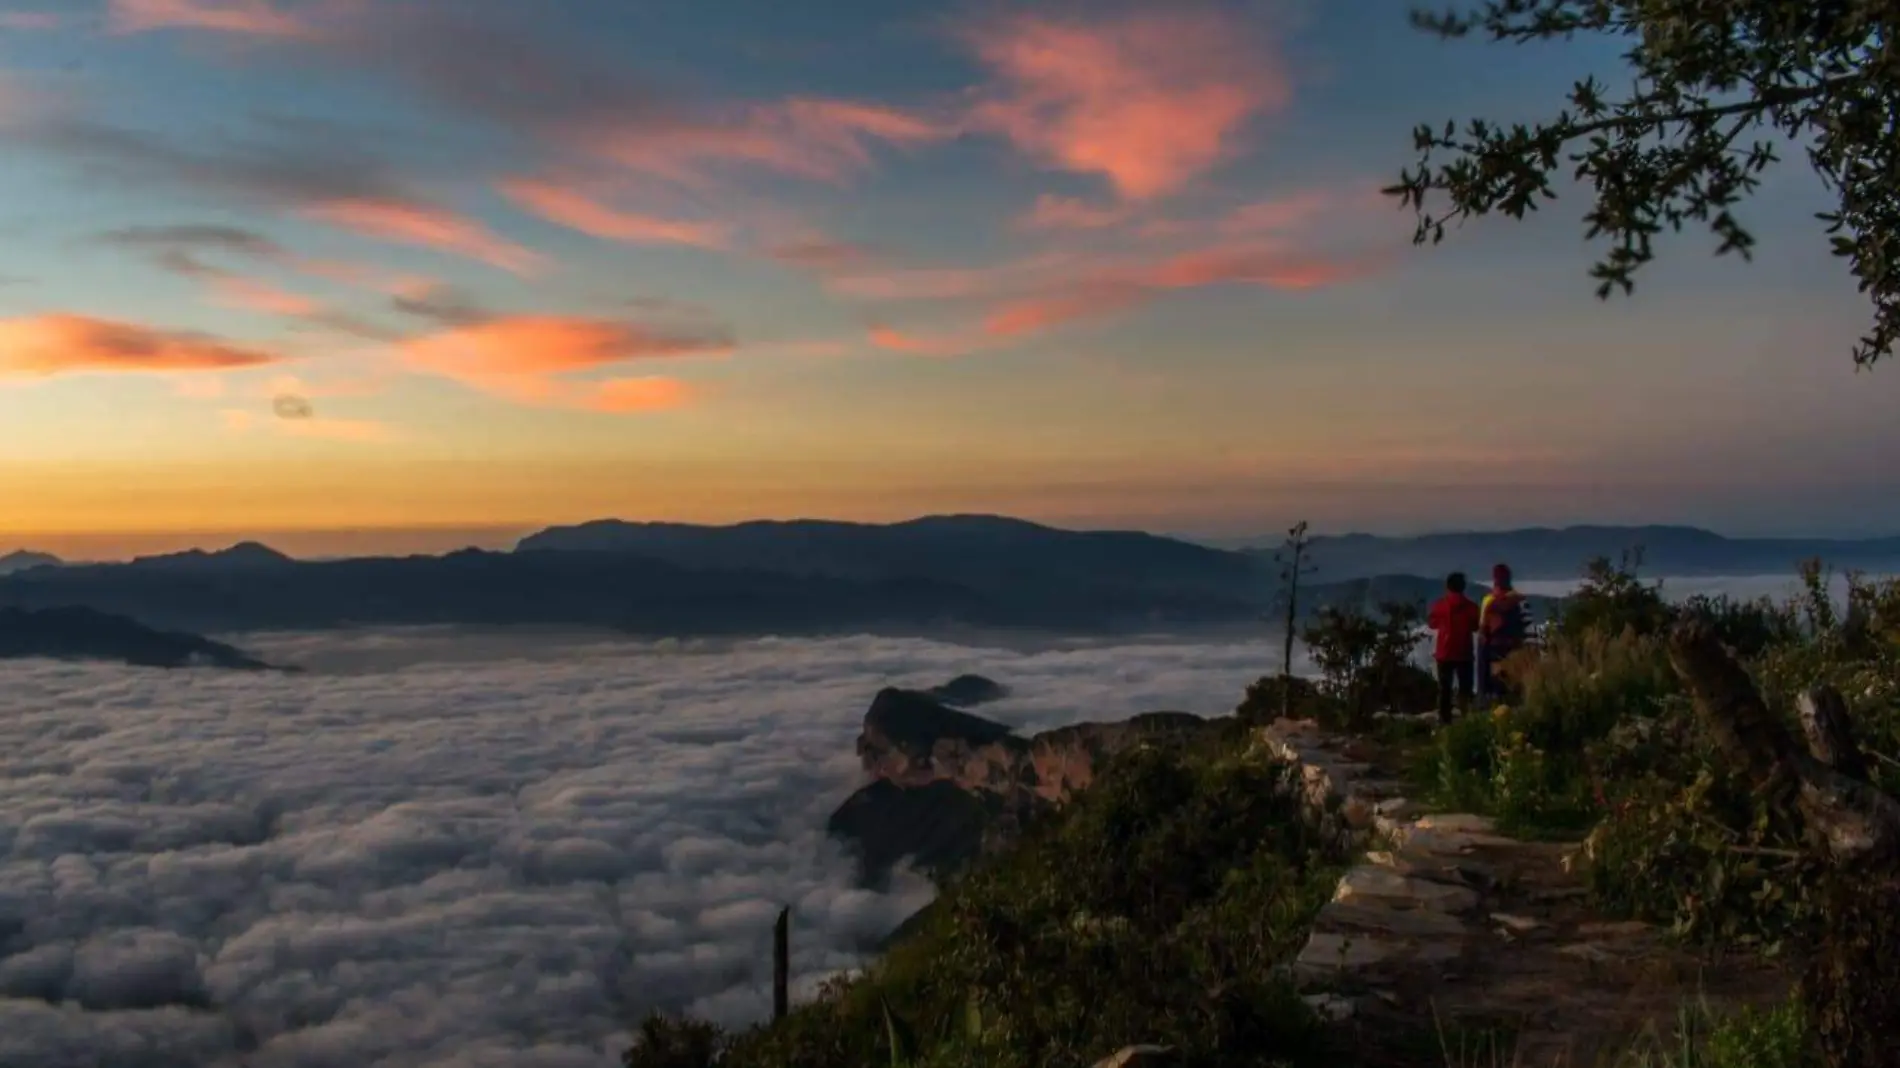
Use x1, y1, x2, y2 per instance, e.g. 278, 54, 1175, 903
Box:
1, 0, 1894, 557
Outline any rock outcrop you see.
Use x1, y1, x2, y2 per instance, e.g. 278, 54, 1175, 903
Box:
830, 685, 1208, 884
922, 673, 1009, 707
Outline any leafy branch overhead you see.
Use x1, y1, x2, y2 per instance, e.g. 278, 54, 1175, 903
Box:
1385, 1, 1900, 368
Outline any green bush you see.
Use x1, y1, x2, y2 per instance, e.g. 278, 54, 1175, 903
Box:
1551, 551, 1672, 643
1508, 627, 1678, 754
1417, 627, 1674, 836
1234, 674, 1336, 727
1617, 994, 1816, 1068
670, 738, 1346, 1068
1302, 600, 1433, 729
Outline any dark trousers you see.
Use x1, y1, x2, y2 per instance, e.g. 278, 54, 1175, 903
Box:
1436, 659, 1474, 722
1479, 642, 1520, 702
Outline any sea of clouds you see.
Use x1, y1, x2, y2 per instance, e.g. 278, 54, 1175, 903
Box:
0, 629, 1288, 1068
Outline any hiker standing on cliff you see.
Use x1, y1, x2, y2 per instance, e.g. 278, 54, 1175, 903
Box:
1478, 563, 1530, 701
1427, 571, 1481, 723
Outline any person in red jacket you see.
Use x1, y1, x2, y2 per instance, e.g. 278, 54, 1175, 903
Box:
1427, 571, 1482, 723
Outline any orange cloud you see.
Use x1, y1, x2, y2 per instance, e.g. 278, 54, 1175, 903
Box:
865, 326, 991, 357
498, 179, 731, 249
0, 315, 280, 376
300, 198, 542, 274
963, 9, 1288, 200
400, 315, 726, 413
1017, 194, 1131, 232
581, 376, 695, 413
589, 98, 949, 185
107, 0, 311, 38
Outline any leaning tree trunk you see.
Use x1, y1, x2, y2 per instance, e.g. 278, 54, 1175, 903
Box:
1667, 622, 1900, 1068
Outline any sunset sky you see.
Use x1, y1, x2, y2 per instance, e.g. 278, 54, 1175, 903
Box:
2, 0, 1896, 559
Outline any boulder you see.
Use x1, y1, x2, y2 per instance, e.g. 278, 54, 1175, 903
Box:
833, 689, 1211, 883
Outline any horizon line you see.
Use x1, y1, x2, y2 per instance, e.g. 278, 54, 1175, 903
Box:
7, 513, 1900, 563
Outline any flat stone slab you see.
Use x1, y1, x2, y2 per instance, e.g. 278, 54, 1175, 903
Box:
1319, 900, 1470, 939
1295, 931, 1463, 984
1333, 866, 1482, 913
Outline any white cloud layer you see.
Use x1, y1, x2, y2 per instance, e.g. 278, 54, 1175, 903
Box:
0, 629, 1277, 1068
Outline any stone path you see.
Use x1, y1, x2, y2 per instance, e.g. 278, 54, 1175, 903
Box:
1260, 718, 1790, 1068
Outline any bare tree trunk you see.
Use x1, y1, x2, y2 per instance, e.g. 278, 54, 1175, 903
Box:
1666, 621, 1900, 1068
1667, 622, 1900, 866
773, 907, 789, 1022
1280, 569, 1299, 719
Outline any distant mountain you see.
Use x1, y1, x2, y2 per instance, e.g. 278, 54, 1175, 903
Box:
0, 550, 61, 576
0, 606, 272, 669
0, 540, 1266, 636
125, 541, 295, 571
3, 516, 1855, 637
516, 514, 1263, 602
1239, 525, 1900, 582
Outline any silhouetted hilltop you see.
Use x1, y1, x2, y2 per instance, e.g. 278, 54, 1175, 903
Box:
125, 541, 296, 571
0, 544, 1260, 635
1237, 524, 1900, 581
0, 606, 271, 669
0, 550, 61, 576
2, 516, 1874, 636
517, 514, 1262, 600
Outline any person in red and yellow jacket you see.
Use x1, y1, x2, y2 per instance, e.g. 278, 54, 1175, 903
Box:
1427, 571, 1482, 723
1479, 563, 1530, 700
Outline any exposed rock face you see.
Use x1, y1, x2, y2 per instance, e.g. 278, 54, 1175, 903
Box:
831, 686, 1208, 884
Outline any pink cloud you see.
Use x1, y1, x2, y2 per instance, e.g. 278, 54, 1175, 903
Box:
982, 282, 1149, 338
1219, 191, 1338, 235
826, 252, 1086, 303
1144, 245, 1365, 290
0, 315, 280, 376
0, 11, 61, 30
865, 325, 991, 358
1016, 194, 1131, 232
400, 315, 726, 413
106, 0, 312, 38
498, 178, 731, 249
587, 98, 950, 186
962, 9, 1289, 200
208, 275, 321, 316
299, 198, 542, 274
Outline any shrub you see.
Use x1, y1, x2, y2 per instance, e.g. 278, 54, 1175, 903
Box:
1507, 627, 1678, 755
704, 738, 1345, 1068
1302, 600, 1432, 729
1617, 993, 1816, 1068
1677, 593, 1801, 660
1234, 674, 1335, 727
623, 1013, 725, 1068
1552, 551, 1672, 643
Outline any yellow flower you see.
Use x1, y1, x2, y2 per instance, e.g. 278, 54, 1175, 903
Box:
1491, 704, 1511, 720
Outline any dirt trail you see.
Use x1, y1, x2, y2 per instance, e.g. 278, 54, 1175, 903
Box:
1262, 718, 1792, 1067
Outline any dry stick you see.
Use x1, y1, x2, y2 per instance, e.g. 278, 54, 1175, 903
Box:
772, 907, 789, 1022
